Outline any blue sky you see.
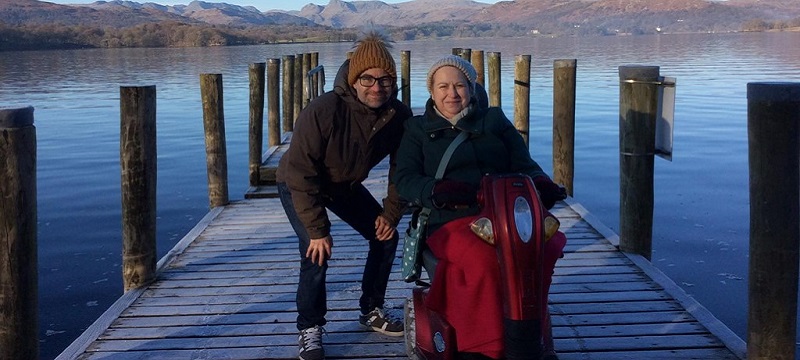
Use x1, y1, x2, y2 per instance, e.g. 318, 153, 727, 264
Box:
50, 0, 502, 12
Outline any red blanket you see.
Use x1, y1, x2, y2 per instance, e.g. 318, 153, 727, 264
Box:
425, 215, 566, 358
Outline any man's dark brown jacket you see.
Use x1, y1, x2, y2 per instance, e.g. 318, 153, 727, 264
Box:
276, 60, 413, 239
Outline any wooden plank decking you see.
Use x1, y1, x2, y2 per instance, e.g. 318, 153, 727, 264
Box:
57, 142, 747, 360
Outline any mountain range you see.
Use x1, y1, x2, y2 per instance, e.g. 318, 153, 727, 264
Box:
1, 0, 799, 35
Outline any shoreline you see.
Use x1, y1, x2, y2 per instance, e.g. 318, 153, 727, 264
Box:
8, 28, 800, 53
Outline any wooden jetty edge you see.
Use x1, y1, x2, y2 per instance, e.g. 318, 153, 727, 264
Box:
56, 139, 747, 360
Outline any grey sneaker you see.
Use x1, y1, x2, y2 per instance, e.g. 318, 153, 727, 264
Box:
298, 325, 325, 360
359, 307, 404, 336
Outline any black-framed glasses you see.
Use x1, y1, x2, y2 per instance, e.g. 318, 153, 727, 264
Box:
358, 75, 394, 88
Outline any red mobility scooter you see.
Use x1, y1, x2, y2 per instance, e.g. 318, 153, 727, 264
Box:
404, 173, 560, 360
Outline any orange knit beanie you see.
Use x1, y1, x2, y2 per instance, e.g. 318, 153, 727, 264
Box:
348, 32, 397, 86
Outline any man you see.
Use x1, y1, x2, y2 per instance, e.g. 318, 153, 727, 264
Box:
276, 32, 413, 360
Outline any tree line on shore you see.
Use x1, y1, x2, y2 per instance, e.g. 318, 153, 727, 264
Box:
0, 21, 362, 51
741, 17, 800, 32
1, 21, 519, 51
2, 17, 798, 51
0, 20, 533, 51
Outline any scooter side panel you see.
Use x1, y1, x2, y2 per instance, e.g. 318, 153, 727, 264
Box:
412, 287, 457, 360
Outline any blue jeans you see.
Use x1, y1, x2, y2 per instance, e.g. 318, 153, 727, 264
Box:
278, 182, 399, 331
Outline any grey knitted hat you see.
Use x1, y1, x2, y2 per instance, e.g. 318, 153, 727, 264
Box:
426, 55, 477, 95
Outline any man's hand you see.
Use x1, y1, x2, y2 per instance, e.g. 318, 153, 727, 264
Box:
306, 235, 333, 266
374, 215, 396, 241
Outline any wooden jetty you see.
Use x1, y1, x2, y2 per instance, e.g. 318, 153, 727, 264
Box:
56, 138, 746, 360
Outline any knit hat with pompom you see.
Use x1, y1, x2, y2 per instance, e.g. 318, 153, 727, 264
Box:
348, 31, 397, 86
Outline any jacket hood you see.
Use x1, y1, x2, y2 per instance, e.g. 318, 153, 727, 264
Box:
333, 59, 356, 98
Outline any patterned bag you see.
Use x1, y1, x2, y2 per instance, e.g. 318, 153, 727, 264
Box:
401, 208, 430, 282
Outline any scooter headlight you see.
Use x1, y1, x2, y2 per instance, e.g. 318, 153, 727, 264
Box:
514, 196, 533, 243
470, 217, 494, 245
545, 215, 560, 241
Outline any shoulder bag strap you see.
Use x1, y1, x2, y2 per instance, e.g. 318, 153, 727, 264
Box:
420, 131, 469, 218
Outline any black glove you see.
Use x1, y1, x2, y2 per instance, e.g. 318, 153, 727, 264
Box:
533, 176, 567, 210
430, 179, 477, 210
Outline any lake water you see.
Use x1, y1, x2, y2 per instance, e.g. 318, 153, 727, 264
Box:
2, 32, 799, 359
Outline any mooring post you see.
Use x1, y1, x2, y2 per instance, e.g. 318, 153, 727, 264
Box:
248, 63, 265, 187
488, 52, 501, 107
514, 54, 531, 146
310, 52, 319, 98
747, 82, 800, 360
200, 73, 229, 208
282, 55, 295, 133
120, 86, 157, 292
267, 58, 281, 147
303, 53, 312, 108
472, 50, 485, 87
401, 50, 411, 108
0, 106, 38, 360
294, 53, 303, 120
618, 65, 659, 260
553, 59, 577, 196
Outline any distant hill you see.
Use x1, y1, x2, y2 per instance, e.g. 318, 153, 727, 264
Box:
0, 0, 197, 27
1, 0, 799, 51
2, 0, 798, 33
293, 0, 489, 28
81, 0, 316, 26
467, 0, 777, 35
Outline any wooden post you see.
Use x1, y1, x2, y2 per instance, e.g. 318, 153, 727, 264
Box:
401, 50, 411, 107
311, 52, 320, 98
200, 74, 229, 208
294, 53, 303, 120
267, 58, 281, 147
282, 55, 295, 133
303, 53, 312, 108
618, 65, 659, 260
514, 55, 531, 146
488, 52, 501, 107
0, 106, 38, 360
472, 50, 485, 87
119, 86, 157, 293
747, 82, 800, 360
452, 47, 462, 56
553, 59, 577, 196
248, 63, 265, 187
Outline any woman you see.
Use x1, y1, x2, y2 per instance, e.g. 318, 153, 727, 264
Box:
394, 55, 566, 360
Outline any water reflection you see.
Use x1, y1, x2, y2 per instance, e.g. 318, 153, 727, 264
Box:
2, 32, 800, 359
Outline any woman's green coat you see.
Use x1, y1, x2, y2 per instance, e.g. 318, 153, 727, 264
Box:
394, 98, 548, 234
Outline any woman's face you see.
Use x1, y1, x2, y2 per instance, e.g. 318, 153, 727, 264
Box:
430, 66, 471, 119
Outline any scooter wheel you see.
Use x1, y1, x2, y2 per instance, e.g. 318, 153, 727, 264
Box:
404, 296, 421, 360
